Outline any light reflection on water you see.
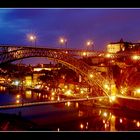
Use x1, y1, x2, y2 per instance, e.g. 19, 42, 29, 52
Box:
51, 107, 140, 131
0, 88, 140, 131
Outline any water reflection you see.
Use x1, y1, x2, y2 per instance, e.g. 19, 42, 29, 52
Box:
78, 110, 84, 117
80, 123, 84, 130
51, 96, 54, 101
1, 88, 140, 131
136, 121, 140, 127
50, 107, 140, 131
75, 102, 79, 108
119, 118, 123, 123
24, 90, 49, 102
0, 86, 6, 91
25, 91, 32, 99
16, 100, 20, 104
65, 101, 71, 107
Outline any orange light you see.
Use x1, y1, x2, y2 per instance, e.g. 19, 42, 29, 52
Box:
30, 36, 34, 40
80, 123, 84, 129
120, 118, 123, 123
109, 95, 116, 102
99, 98, 102, 101
103, 112, 108, 117
52, 92, 55, 96
82, 52, 86, 56
51, 97, 54, 100
80, 90, 84, 94
67, 101, 71, 107
104, 84, 110, 90
16, 100, 20, 104
104, 123, 107, 129
136, 88, 140, 93
132, 55, 140, 60
65, 90, 72, 96
105, 53, 112, 58
137, 121, 140, 127
86, 40, 93, 46
16, 94, 20, 98
89, 74, 94, 78
111, 115, 115, 119
60, 38, 64, 43
59, 37, 67, 44
28, 34, 36, 41
76, 102, 79, 108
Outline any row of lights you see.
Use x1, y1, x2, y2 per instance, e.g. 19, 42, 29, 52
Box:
27, 34, 94, 49
105, 52, 140, 61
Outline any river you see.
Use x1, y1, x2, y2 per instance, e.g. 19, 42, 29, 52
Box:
0, 88, 140, 131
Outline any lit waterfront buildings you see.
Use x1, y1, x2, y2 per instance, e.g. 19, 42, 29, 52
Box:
1, 39, 140, 105
107, 38, 140, 53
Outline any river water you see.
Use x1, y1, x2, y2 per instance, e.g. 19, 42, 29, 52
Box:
0, 88, 140, 131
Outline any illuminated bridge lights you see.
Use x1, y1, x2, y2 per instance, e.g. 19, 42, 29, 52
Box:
104, 84, 110, 90
89, 73, 94, 78
120, 86, 127, 95
109, 95, 116, 103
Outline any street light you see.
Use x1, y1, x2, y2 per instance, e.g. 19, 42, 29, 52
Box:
85, 40, 94, 57
28, 34, 37, 47
86, 40, 94, 50
59, 37, 67, 49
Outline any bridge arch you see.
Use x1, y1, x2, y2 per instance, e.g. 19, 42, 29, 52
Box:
0, 47, 110, 96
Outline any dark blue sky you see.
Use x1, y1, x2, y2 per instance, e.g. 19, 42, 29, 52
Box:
1, 8, 140, 64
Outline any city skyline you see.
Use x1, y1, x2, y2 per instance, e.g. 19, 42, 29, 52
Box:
1, 8, 140, 64
1, 8, 140, 131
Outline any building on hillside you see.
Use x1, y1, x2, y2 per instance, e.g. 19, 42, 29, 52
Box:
106, 38, 140, 53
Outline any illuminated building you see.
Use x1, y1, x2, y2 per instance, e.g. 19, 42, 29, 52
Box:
107, 38, 140, 53
32, 64, 61, 86
107, 39, 126, 53
25, 76, 32, 87
33, 73, 45, 86
33, 67, 60, 72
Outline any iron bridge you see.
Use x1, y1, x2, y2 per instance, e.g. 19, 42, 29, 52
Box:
0, 45, 114, 97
